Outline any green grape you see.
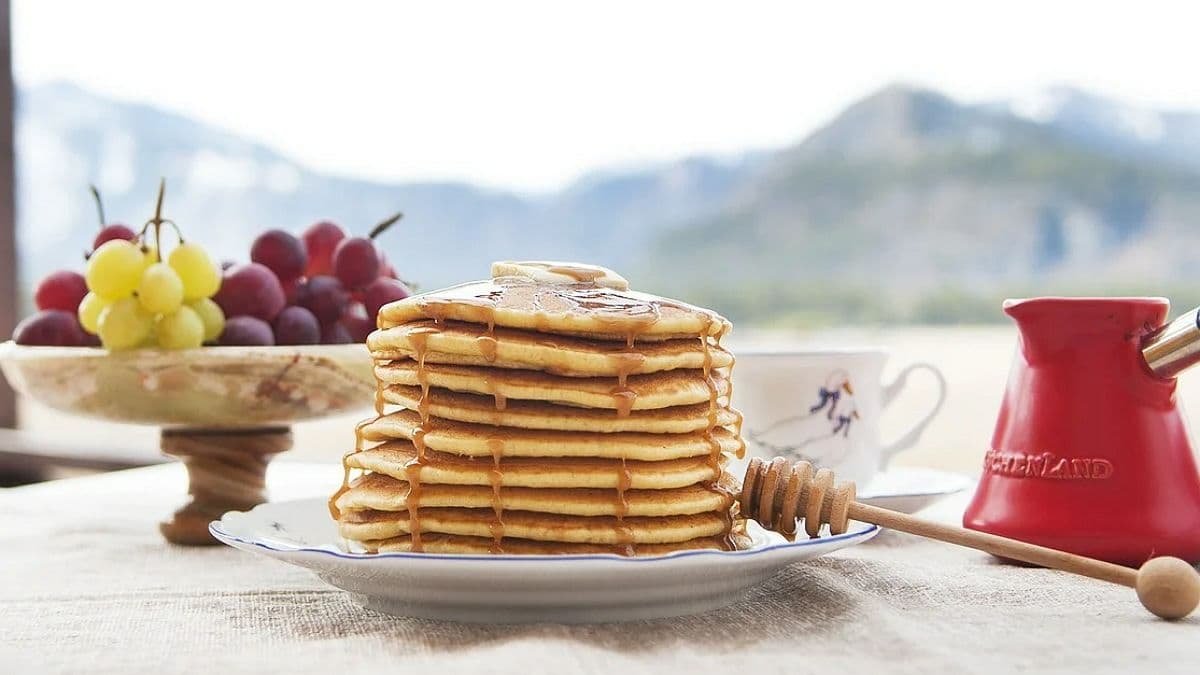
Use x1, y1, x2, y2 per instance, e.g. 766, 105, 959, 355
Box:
77, 292, 111, 334
137, 262, 184, 314
188, 297, 226, 342
156, 306, 204, 350
97, 297, 153, 350
169, 242, 221, 301
85, 240, 145, 299
142, 244, 158, 270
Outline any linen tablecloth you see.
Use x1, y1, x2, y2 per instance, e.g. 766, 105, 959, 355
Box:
1, 462, 1195, 674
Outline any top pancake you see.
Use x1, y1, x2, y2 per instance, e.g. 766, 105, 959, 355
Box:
376, 263, 732, 341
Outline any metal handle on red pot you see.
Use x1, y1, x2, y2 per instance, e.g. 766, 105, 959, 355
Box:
1142, 307, 1200, 379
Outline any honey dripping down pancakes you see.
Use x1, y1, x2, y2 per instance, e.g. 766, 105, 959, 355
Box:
330, 261, 750, 556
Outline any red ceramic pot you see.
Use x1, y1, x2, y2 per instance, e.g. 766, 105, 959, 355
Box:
963, 297, 1200, 565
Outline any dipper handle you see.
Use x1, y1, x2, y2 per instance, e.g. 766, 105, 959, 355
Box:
741, 457, 1200, 620
1142, 306, 1200, 379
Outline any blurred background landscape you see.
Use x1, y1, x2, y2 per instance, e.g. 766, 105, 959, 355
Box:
9, 1, 1200, 478
18, 80, 1200, 325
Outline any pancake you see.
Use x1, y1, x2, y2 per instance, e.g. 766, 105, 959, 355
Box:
374, 361, 731, 411
359, 409, 744, 461
367, 320, 733, 377
381, 384, 737, 433
360, 532, 751, 555
336, 471, 737, 516
338, 507, 732, 545
376, 262, 732, 341
345, 440, 727, 490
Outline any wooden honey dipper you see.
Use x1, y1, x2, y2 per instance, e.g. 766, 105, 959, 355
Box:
741, 457, 1200, 620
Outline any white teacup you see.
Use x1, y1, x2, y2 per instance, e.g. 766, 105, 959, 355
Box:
732, 349, 947, 487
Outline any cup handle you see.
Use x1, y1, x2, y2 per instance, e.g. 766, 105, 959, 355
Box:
878, 362, 947, 464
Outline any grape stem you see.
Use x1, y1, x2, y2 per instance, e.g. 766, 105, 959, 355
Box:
138, 178, 183, 262
368, 212, 404, 240
89, 185, 105, 227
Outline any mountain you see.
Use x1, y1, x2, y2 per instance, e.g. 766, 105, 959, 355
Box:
999, 86, 1200, 169
15, 82, 762, 291
641, 85, 1200, 324
17, 81, 1200, 325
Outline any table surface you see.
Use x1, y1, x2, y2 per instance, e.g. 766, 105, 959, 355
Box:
2, 462, 1196, 674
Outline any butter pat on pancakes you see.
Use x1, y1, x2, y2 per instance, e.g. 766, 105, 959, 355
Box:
332, 261, 749, 556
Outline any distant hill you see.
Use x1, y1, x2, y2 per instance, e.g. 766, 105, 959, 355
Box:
641, 86, 1200, 324
17, 81, 1200, 324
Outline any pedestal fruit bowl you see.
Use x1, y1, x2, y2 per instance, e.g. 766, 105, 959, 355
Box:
0, 342, 374, 544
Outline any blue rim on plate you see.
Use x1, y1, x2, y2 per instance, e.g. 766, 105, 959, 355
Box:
209, 509, 879, 564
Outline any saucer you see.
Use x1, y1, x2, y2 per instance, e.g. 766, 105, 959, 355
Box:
856, 467, 973, 514
211, 498, 878, 623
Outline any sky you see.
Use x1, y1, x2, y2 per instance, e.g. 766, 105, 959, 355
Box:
13, 1, 1200, 193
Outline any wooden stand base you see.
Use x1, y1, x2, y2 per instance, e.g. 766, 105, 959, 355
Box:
158, 426, 292, 545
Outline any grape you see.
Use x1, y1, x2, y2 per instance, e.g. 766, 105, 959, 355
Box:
77, 292, 111, 334
92, 223, 137, 250
97, 297, 153, 350
320, 320, 353, 344
281, 276, 302, 305
168, 242, 222, 301
188, 297, 226, 343
378, 249, 399, 279
272, 306, 320, 345
301, 220, 346, 277
340, 303, 375, 343
85, 240, 145, 299
332, 236, 380, 289
137, 263, 184, 314
13, 310, 87, 346
157, 306, 205, 350
35, 270, 88, 312
142, 244, 158, 272
251, 229, 307, 281
212, 263, 286, 321
296, 275, 350, 324
219, 316, 275, 346
362, 277, 411, 320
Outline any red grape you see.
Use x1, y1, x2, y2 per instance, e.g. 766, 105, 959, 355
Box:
296, 275, 350, 324
320, 320, 354, 345
362, 277, 411, 320
340, 303, 375, 343
92, 224, 136, 250
251, 229, 306, 281
301, 221, 346, 277
281, 276, 303, 305
332, 237, 380, 289
218, 316, 275, 346
34, 270, 88, 312
213, 263, 286, 322
378, 250, 398, 279
13, 310, 87, 346
272, 306, 320, 345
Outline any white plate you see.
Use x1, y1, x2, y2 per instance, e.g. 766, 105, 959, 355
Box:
857, 467, 972, 514
210, 498, 878, 623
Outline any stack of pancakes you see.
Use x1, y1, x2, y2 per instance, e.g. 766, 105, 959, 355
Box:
330, 261, 749, 555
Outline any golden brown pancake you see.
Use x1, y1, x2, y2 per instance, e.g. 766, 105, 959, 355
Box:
338, 507, 732, 545
345, 440, 727, 490
381, 384, 737, 433
336, 471, 737, 516
358, 409, 743, 461
359, 532, 751, 555
367, 320, 733, 377
376, 266, 731, 340
374, 361, 731, 411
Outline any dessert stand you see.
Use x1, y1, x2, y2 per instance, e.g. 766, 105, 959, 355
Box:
0, 342, 374, 545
